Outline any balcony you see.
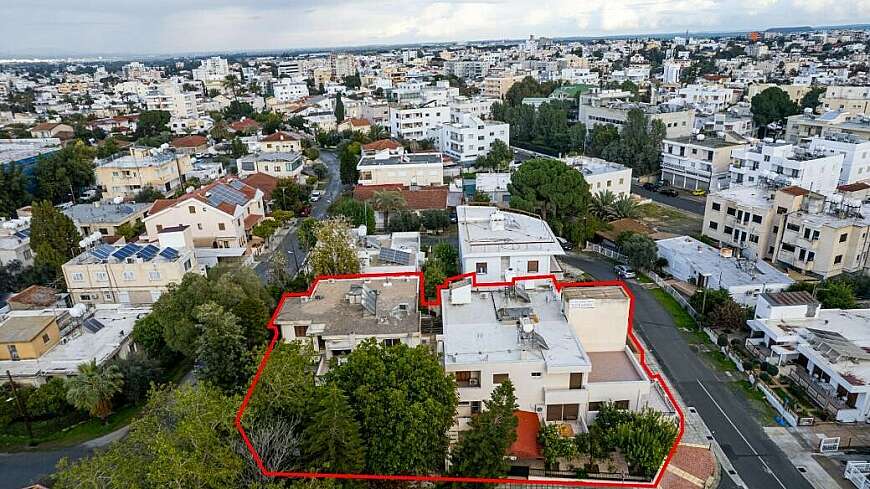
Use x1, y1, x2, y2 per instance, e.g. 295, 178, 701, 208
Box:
454, 370, 481, 388
789, 367, 848, 415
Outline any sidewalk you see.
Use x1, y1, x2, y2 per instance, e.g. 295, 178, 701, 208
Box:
763, 427, 848, 489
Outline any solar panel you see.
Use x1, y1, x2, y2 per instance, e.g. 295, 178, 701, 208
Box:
14, 229, 30, 239
229, 179, 245, 190
379, 247, 414, 266
89, 244, 115, 260
136, 244, 160, 261
112, 243, 142, 259
361, 285, 378, 315
159, 247, 179, 260
207, 184, 248, 207
83, 318, 106, 334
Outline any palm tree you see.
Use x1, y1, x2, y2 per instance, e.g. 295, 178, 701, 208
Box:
370, 190, 406, 229
65, 360, 124, 423
613, 196, 640, 219
209, 113, 229, 141
589, 190, 618, 220
367, 124, 388, 141
222, 74, 241, 99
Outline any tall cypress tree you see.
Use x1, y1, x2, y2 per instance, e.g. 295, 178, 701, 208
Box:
334, 93, 345, 123
302, 383, 365, 473
30, 200, 81, 280
449, 380, 519, 479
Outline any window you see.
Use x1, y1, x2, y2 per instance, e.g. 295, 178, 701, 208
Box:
42, 333, 50, 344
531, 372, 542, 378
546, 404, 579, 421
840, 233, 848, 243
197, 223, 203, 230
475, 262, 487, 275
294, 325, 308, 337
188, 206, 196, 214
835, 254, 843, 264
95, 271, 109, 282
156, 224, 163, 232
570, 372, 583, 389
614, 400, 630, 410
527, 260, 539, 273
493, 373, 509, 384
80, 294, 92, 301
786, 223, 800, 232
71, 272, 84, 282
776, 206, 788, 214
123, 271, 135, 281
148, 271, 161, 281
708, 221, 718, 230
726, 207, 736, 216
218, 223, 226, 231
711, 202, 721, 211
470, 401, 482, 414
781, 243, 796, 252
752, 214, 762, 224
749, 234, 759, 243
383, 338, 400, 347
724, 225, 733, 234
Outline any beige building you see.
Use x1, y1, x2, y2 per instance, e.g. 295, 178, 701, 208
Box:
578, 92, 696, 139
821, 86, 870, 115
257, 131, 302, 153
95, 147, 193, 200
63, 242, 201, 305
237, 151, 304, 180
145, 178, 265, 250
785, 111, 870, 144
482, 75, 524, 99
0, 312, 62, 361
746, 84, 814, 104
357, 152, 444, 187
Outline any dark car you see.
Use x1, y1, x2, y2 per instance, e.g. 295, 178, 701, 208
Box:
556, 237, 574, 251
642, 182, 662, 191
659, 188, 679, 197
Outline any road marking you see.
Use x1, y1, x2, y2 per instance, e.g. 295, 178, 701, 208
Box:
695, 380, 788, 489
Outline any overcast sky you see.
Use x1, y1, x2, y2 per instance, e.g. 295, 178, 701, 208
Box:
3, 0, 870, 56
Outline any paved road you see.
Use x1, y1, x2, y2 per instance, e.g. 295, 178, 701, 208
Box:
253, 149, 342, 281
560, 253, 813, 489
632, 184, 707, 216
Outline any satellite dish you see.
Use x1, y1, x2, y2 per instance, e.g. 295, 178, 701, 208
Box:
69, 303, 87, 318
522, 320, 534, 334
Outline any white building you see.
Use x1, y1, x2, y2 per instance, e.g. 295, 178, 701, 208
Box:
237, 152, 304, 180
661, 133, 748, 192
143, 81, 198, 118
428, 110, 509, 165
457, 206, 564, 282
655, 236, 793, 306
192, 57, 230, 84
273, 79, 310, 103
677, 84, 736, 114
0, 218, 33, 268
389, 104, 451, 141
745, 291, 870, 423
806, 133, 870, 185
562, 156, 632, 197
730, 142, 844, 193
662, 62, 682, 84
356, 231, 424, 273
357, 151, 444, 187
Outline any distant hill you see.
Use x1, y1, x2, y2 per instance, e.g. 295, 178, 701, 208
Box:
765, 26, 813, 33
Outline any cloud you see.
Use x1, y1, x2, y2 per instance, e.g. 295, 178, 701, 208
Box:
1, 0, 869, 55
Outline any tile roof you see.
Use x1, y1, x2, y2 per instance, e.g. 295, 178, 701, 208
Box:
170, 135, 208, 148
761, 290, 817, 306
353, 184, 448, 210
244, 214, 264, 229
242, 172, 279, 201
149, 177, 259, 217
362, 139, 402, 152
838, 182, 870, 192
260, 131, 301, 142
779, 185, 810, 196
30, 122, 63, 132
8, 285, 59, 308
345, 117, 370, 127
229, 118, 261, 132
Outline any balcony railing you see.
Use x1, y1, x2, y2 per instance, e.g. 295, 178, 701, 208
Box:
789, 367, 848, 414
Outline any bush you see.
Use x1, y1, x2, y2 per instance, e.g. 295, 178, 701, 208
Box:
742, 360, 754, 372
716, 334, 729, 348
110, 352, 164, 405
765, 363, 779, 377
25, 378, 72, 419
759, 372, 771, 383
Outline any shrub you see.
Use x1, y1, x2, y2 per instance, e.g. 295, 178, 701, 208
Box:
765, 363, 779, 377
717, 334, 729, 348
742, 360, 754, 372
759, 372, 771, 383
25, 378, 72, 419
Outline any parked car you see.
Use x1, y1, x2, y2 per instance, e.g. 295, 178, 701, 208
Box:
642, 181, 662, 191
614, 265, 636, 279
691, 188, 706, 196
556, 236, 574, 251
658, 188, 679, 197
310, 190, 322, 202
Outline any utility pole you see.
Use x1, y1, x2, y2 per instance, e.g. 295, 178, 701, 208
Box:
6, 370, 34, 446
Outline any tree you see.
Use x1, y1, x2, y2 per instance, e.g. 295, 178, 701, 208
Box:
34, 141, 96, 203
230, 137, 248, 158
334, 93, 345, 123
297, 217, 320, 250
223, 100, 255, 121
222, 74, 241, 99
708, 300, 748, 332
109, 352, 162, 405
133, 185, 165, 203
326, 339, 458, 475
135, 110, 171, 138
303, 147, 321, 161
800, 86, 826, 111
420, 209, 450, 232
255, 110, 284, 135
246, 341, 318, 423
818, 281, 858, 309
96, 137, 120, 158
308, 217, 360, 276
30, 200, 81, 279
587, 124, 620, 157
272, 178, 310, 214
602, 109, 665, 175
476, 139, 513, 171
302, 384, 365, 473
370, 190, 406, 229
432, 242, 459, 276
338, 140, 361, 184
590, 190, 618, 220
613, 196, 640, 219
0, 162, 31, 218
65, 360, 124, 423
116, 220, 145, 241
751, 87, 799, 136
328, 197, 375, 233
508, 158, 590, 228
209, 114, 230, 140
617, 232, 658, 271
388, 210, 421, 232
450, 380, 518, 479
422, 260, 447, 299
368, 124, 388, 141
195, 303, 249, 393
343, 74, 362, 90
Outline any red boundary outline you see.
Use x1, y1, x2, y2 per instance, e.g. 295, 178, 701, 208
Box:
235, 271, 685, 487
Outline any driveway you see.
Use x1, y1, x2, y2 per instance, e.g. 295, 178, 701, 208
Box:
560, 253, 813, 489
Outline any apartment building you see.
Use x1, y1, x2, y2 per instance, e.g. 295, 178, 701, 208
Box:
785, 111, 870, 144
192, 57, 230, 84
143, 81, 198, 118
237, 151, 303, 180
0, 218, 33, 267
661, 133, 748, 191
389, 104, 450, 140
274, 275, 423, 375
483, 75, 524, 99
441, 277, 670, 438
821, 86, 870, 115
0, 310, 66, 362
746, 291, 870, 423
562, 156, 632, 197
445, 60, 489, 79
578, 92, 695, 139
255, 131, 303, 153
95, 147, 194, 200
63, 242, 200, 305
457, 206, 564, 281
62, 201, 149, 238
273, 79, 309, 103
357, 151, 444, 187
277, 60, 304, 78
806, 133, 870, 185
702, 185, 781, 260
729, 142, 843, 193
145, 178, 266, 249
428, 110, 509, 165
677, 84, 737, 114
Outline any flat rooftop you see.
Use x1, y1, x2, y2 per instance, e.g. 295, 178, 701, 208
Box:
709, 184, 775, 209
0, 312, 55, 343
457, 206, 564, 257
0, 306, 148, 378
0, 138, 61, 165
63, 202, 149, 225
275, 276, 420, 337
357, 152, 443, 167
563, 156, 629, 176
441, 282, 590, 371
587, 351, 644, 382
237, 151, 302, 163
96, 151, 178, 169
665, 135, 745, 149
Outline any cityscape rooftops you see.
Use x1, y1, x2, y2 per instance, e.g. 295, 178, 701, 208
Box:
68, 242, 188, 265
664, 134, 747, 149
149, 177, 261, 217
237, 151, 302, 163
275, 276, 420, 337
709, 184, 776, 209
563, 155, 630, 176
0, 138, 61, 165
96, 147, 181, 168
62, 201, 149, 225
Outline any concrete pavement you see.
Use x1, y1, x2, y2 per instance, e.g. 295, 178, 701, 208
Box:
560, 252, 814, 489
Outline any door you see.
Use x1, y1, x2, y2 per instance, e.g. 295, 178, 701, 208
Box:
7, 345, 19, 361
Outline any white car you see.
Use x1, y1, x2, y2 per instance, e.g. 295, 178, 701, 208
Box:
614, 265, 636, 279
310, 191, 322, 202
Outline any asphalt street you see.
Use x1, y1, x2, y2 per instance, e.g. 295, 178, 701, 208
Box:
631, 184, 707, 215
253, 149, 342, 281
560, 253, 813, 489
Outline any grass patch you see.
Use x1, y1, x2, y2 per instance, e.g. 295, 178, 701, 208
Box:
731, 380, 779, 426
704, 350, 738, 373
0, 403, 141, 452
636, 273, 653, 284
638, 203, 689, 220
648, 288, 697, 330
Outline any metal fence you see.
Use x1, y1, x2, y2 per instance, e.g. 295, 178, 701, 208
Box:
584, 243, 628, 263
646, 270, 703, 321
